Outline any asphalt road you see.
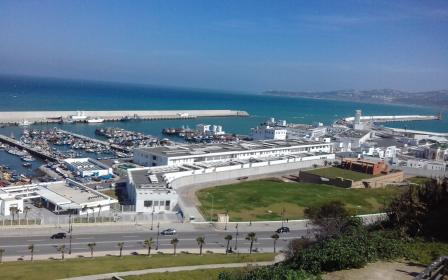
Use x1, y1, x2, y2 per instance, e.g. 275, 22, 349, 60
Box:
0, 228, 308, 258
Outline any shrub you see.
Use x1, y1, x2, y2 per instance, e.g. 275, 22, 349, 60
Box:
217, 265, 321, 280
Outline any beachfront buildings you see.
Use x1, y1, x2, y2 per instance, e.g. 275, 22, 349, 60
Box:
0, 179, 117, 216
129, 140, 335, 217
133, 140, 333, 167
64, 158, 113, 178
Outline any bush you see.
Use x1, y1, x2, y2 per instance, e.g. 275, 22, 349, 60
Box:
290, 230, 404, 274
217, 265, 321, 280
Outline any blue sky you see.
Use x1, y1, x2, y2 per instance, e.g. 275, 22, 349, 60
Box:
0, 0, 447, 92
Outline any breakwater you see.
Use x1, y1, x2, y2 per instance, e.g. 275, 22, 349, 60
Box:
0, 110, 249, 124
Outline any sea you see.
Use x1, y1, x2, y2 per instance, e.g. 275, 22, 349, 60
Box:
0, 75, 447, 176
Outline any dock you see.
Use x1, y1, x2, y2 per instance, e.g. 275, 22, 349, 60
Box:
0, 134, 59, 162
344, 114, 441, 123
56, 129, 130, 153
0, 110, 249, 124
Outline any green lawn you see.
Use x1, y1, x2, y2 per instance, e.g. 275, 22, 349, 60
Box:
0, 253, 274, 280
408, 176, 432, 185
125, 268, 238, 280
197, 179, 402, 221
305, 167, 373, 181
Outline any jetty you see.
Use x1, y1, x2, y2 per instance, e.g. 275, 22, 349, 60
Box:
56, 129, 130, 153
0, 110, 249, 124
0, 134, 58, 162
344, 114, 441, 123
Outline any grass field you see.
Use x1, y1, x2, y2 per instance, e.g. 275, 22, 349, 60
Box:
408, 176, 433, 185
305, 167, 373, 181
125, 268, 238, 280
197, 179, 402, 221
0, 253, 274, 280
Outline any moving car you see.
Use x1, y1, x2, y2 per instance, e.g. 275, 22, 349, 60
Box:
161, 228, 177, 235
276, 226, 290, 233
51, 232, 67, 239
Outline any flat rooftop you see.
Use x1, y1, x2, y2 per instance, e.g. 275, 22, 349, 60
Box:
65, 158, 109, 172
337, 130, 371, 139
137, 139, 329, 158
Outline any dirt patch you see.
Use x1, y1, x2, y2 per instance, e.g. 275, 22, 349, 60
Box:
323, 261, 425, 280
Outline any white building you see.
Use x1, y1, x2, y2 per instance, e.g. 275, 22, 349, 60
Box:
251, 125, 287, 140
0, 179, 118, 216
196, 124, 225, 136
133, 139, 332, 167
64, 158, 113, 178
334, 130, 372, 152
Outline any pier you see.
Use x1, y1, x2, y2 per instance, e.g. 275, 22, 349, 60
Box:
56, 129, 130, 153
0, 134, 59, 162
344, 114, 441, 123
0, 109, 249, 124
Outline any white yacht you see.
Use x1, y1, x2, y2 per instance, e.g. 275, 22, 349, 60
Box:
87, 118, 105, 123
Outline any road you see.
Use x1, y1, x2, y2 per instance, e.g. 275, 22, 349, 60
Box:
0, 225, 310, 259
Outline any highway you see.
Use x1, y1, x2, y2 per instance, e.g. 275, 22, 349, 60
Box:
0, 226, 310, 258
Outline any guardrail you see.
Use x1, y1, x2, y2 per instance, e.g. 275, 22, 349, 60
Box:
414, 256, 448, 280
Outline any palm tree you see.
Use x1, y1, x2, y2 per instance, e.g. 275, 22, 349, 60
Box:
224, 234, 232, 254
245, 232, 257, 254
87, 242, 96, 258
170, 238, 179, 256
28, 244, 34, 261
82, 205, 89, 222
97, 204, 102, 218
57, 245, 66, 260
9, 206, 17, 222
143, 238, 155, 257
271, 233, 279, 253
15, 208, 21, 222
0, 248, 5, 263
117, 242, 124, 257
24, 206, 31, 220
196, 236, 205, 256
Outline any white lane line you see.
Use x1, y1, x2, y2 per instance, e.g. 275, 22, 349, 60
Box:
122, 235, 138, 238
27, 239, 45, 242
76, 237, 93, 240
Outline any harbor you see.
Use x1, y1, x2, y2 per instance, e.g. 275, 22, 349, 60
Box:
0, 109, 249, 124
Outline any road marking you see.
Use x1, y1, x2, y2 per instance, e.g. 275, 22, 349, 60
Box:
27, 239, 45, 242
122, 235, 138, 238
76, 237, 93, 240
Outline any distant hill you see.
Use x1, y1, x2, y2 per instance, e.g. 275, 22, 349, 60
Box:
264, 89, 448, 109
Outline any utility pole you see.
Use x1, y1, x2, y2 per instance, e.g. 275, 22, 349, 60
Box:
281, 207, 285, 228
224, 209, 228, 231
210, 194, 214, 223
234, 223, 239, 250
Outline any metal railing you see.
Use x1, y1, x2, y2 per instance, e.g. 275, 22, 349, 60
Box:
414, 256, 448, 280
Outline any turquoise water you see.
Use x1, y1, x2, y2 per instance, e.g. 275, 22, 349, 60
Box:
0, 75, 446, 135
0, 75, 446, 176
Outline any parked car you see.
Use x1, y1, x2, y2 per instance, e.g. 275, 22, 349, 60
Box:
276, 226, 290, 233
51, 232, 67, 239
161, 228, 177, 235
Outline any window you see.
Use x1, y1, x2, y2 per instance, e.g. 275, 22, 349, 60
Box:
144, 200, 152, 207
154, 201, 159, 207
152, 155, 157, 160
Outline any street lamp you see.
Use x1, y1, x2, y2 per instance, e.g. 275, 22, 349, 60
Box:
68, 213, 73, 255
281, 207, 285, 228
233, 223, 239, 250
210, 193, 214, 223
156, 221, 160, 250
151, 207, 154, 230
224, 209, 228, 231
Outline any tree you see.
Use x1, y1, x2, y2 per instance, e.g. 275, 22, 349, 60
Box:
117, 242, 124, 257
57, 245, 66, 260
87, 242, 96, 258
271, 233, 279, 253
9, 206, 17, 222
97, 204, 102, 218
224, 234, 233, 254
24, 206, 31, 220
196, 236, 205, 256
143, 238, 155, 257
170, 238, 179, 256
0, 248, 5, 263
304, 200, 351, 240
82, 205, 89, 222
28, 244, 34, 261
245, 232, 257, 254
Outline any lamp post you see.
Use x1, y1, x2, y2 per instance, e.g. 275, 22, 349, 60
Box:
151, 207, 154, 230
224, 209, 228, 231
233, 223, 239, 250
281, 207, 285, 228
68, 213, 73, 255
156, 221, 160, 250
210, 193, 214, 223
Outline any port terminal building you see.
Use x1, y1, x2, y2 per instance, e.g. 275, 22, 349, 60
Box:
0, 179, 117, 216
128, 140, 335, 218
64, 158, 113, 178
